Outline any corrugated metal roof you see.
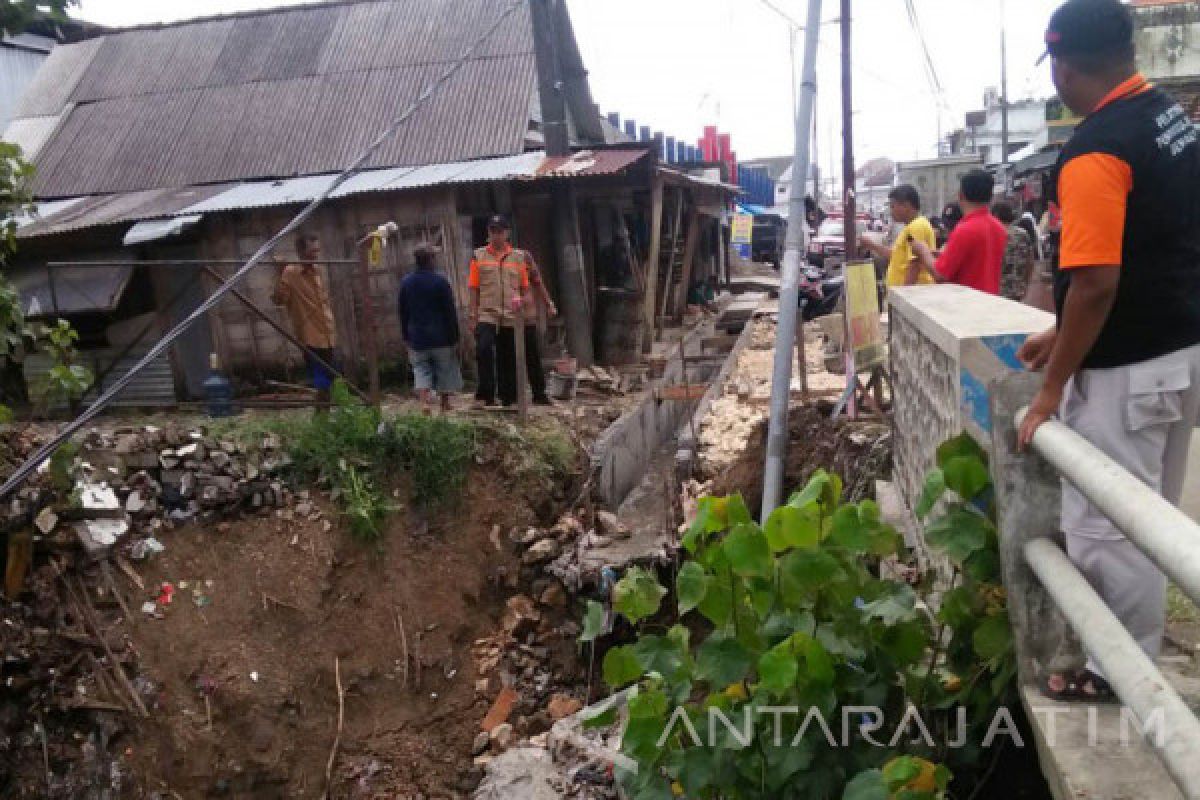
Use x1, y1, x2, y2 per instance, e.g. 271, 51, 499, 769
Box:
19, 0, 543, 198
26, 347, 177, 407
16, 148, 655, 238
16, 184, 232, 239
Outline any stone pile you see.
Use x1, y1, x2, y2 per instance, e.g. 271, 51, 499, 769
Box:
469, 510, 626, 798
8, 424, 305, 562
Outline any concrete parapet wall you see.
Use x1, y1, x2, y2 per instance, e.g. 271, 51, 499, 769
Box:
888, 285, 1054, 520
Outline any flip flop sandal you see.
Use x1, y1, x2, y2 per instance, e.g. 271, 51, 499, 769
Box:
1041, 668, 1117, 703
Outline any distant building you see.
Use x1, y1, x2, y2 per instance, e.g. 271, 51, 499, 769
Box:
772, 163, 819, 211
0, 16, 104, 132
947, 89, 1050, 167
896, 154, 984, 218
1133, 0, 1200, 120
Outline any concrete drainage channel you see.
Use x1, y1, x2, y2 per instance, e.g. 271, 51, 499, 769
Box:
583, 298, 764, 576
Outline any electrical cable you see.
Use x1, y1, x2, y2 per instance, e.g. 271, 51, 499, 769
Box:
0, 0, 527, 502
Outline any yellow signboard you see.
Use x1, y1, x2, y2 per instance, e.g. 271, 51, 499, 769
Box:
731, 213, 754, 245
844, 260, 884, 369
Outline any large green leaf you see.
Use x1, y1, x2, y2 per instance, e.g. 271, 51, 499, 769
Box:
765, 505, 820, 552
915, 468, 946, 519
725, 493, 755, 527
627, 686, 669, 719
579, 600, 606, 643
861, 584, 918, 625
973, 613, 1013, 661
675, 746, 717, 796
936, 433, 987, 471
843, 769, 888, 800
937, 586, 978, 629
758, 641, 799, 694
763, 609, 816, 646
676, 561, 709, 615
943, 454, 991, 501
696, 635, 754, 687
697, 579, 733, 628
830, 504, 900, 557
633, 635, 685, 677
880, 619, 929, 666
925, 506, 991, 565
779, 550, 842, 607
801, 637, 835, 686
723, 525, 773, 578
614, 566, 667, 624
602, 645, 644, 687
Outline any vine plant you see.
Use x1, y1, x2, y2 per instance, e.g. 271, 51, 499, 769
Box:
580, 434, 1014, 799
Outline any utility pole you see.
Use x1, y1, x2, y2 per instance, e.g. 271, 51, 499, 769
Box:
531, 0, 594, 366
1000, 0, 1010, 184
841, 0, 856, 261
762, 0, 823, 519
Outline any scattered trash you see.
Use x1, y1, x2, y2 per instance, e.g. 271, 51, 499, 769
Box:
130, 537, 165, 560
250, 671, 259, 683
156, 582, 175, 606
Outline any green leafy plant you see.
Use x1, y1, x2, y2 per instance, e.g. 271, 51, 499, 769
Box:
335, 463, 397, 543
0, 1, 79, 39
33, 318, 92, 413
587, 434, 1013, 799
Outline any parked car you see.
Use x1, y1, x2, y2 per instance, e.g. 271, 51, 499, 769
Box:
806, 218, 868, 269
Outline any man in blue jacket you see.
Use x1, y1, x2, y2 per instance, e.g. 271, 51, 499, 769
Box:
398, 245, 462, 412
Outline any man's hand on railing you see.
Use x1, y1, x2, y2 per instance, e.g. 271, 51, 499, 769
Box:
1018, 385, 1062, 450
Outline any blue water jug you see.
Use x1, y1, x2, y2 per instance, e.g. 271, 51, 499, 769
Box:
203, 353, 235, 418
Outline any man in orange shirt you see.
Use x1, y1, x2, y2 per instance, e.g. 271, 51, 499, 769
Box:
1018, 0, 1200, 702
468, 215, 537, 408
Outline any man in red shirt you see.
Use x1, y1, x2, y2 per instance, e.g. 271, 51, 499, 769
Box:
909, 169, 1007, 294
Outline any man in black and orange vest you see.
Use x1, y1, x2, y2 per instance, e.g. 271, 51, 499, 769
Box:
1019, 0, 1200, 702
468, 215, 550, 408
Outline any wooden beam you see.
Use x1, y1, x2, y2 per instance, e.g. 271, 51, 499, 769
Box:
674, 205, 702, 320
640, 175, 665, 353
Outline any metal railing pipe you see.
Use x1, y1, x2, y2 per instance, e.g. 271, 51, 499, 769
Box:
1019, 410, 1200, 606
1024, 537, 1200, 797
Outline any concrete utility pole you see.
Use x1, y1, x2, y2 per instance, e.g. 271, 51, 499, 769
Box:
841, 0, 856, 264
762, 0, 824, 519
1000, 0, 1010, 182
531, 0, 594, 365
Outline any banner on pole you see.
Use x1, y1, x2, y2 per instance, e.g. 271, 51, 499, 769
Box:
844, 260, 884, 368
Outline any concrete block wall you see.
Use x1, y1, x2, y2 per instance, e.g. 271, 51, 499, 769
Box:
888, 286, 1054, 564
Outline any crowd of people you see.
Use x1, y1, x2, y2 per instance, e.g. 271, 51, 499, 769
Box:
860, 170, 1056, 306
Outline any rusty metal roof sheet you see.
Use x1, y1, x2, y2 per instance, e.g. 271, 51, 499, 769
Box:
535, 149, 651, 177
20, 0, 540, 198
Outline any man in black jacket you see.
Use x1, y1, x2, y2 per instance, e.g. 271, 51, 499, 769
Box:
398, 245, 462, 412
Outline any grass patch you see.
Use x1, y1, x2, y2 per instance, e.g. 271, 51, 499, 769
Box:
1168, 583, 1200, 627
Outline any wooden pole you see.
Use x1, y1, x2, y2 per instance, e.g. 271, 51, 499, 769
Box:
641, 175, 666, 353
513, 309, 530, 422
674, 206, 702, 320
357, 238, 382, 405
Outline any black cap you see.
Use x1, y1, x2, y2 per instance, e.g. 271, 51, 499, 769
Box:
487, 214, 510, 230
1038, 0, 1133, 65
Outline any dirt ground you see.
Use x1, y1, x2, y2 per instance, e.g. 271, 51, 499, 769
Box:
117, 469, 549, 799
707, 403, 892, 518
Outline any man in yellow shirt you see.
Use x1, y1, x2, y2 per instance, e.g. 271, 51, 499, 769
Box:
861, 185, 937, 287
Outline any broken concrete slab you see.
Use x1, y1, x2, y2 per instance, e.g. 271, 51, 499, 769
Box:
74, 517, 129, 560
473, 747, 558, 800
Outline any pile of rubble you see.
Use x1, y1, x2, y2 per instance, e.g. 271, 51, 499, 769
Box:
10, 424, 317, 565
469, 510, 636, 799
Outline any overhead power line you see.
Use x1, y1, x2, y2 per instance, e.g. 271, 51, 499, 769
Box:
903, 0, 946, 104
0, 0, 528, 502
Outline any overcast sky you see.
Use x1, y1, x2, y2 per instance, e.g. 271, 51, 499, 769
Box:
73, 0, 1067, 167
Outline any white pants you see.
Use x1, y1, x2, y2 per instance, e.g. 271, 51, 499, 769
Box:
1060, 343, 1200, 676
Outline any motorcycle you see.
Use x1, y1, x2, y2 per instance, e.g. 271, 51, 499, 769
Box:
798, 265, 844, 322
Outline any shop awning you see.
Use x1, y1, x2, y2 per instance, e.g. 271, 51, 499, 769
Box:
9, 263, 134, 317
